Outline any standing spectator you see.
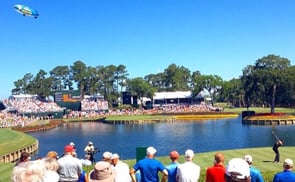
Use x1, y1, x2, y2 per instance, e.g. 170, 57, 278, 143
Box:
165, 150, 179, 182
176, 149, 201, 182
225, 158, 250, 182
57, 145, 82, 182
244, 154, 264, 182
43, 157, 60, 182
273, 139, 283, 163
206, 152, 225, 182
273, 158, 295, 182
102, 151, 113, 163
111, 153, 131, 182
130, 146, 168, 182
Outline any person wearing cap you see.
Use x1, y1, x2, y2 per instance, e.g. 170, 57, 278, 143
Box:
225, 158, 250, 182
176, 149, 200, 182
244, 154, 264, 182
273, 158, 295, 182
272, 139, 283, 163
111, 153, 131, 182
89, 161, 116, 182
165, 150, 179, 182
130, 146, 168, 182
206, 152, 226, 182
102, 151, 113, 163
57, 145, 83, 182
46, 151, 59, 160
84, 141, 97, 164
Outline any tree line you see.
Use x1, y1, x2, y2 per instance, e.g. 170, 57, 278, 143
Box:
12, 54, 295, 112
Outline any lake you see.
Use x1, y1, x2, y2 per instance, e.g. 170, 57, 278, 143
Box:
29, 115, 295, 160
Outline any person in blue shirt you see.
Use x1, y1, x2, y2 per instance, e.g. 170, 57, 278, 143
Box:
244, 154, 264, 182
165, 150, 179, 182
273, 158, 295, 182
130, 146, 168, 182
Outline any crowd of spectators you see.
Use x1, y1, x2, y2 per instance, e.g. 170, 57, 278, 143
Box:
0, 95, 223, 128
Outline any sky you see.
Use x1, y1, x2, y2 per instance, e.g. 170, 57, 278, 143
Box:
1, 0, 295, 100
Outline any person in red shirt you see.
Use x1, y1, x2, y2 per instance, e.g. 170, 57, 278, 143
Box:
206, 152, 226, 182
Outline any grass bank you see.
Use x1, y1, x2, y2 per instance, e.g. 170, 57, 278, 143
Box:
0, 129, 36, 155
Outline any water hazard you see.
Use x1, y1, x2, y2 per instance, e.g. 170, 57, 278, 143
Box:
29, 115, 295, 160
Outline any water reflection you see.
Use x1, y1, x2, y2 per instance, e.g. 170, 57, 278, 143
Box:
29, 115, 295, 160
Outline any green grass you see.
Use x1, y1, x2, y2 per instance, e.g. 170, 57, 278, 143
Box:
223, 106, 295, 115
0, 129, 36, 155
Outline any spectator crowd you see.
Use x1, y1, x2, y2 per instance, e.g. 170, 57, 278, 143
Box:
11, 144, 295, 182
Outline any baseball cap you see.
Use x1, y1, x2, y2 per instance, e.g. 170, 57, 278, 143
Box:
88, 141, 93, 145
185, 149, 194, 158
244, 154, 253, 163
226, 158, 250, 179
70, 142, 75, 146
146, 146, 157, 155
170, 151, 179, 159
46, 151, 58, 159
64, 145, 74, 153
103, 151, 112, 160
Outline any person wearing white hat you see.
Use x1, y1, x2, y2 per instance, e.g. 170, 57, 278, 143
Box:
84, 141, 96, 164
111, 153, 131, 182
225, 158, 250, 182
244, 154, 264, 182
130, 146, 168, 182
273, 158, 295, 182
176, 149, 200, 182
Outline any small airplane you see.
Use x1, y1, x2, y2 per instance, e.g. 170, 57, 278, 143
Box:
14, 4, 39, 18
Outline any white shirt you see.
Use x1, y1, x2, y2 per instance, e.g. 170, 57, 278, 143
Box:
176, 161, 200, 182
113, 161, 131, 182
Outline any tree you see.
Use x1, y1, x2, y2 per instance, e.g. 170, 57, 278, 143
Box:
70, 61, 87, 98
127, 77, 156, 107
30, 69, 53, 99
242, 54, 291, 113
50, 65, 72, 91
163, 64, 191, 91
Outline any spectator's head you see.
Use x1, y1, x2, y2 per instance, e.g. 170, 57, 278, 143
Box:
12, 160, 46, 182
225, 158, 250, 182
64, 145, 74, 155
43, 157, 59, 171
19, 152, 30, 163
244, 154, 253, 165
70, 142, 75, 147
88, 141, 93, 146
89, 161, 116, 182
185, 149, 194, 161
111, 153, 120, 166
146, 146, 157, 158
46, 151, 58, 160
214, 152, 225, 164
102, 151, 112, 162
169, 150, 179, 161
283, 158, 293, 171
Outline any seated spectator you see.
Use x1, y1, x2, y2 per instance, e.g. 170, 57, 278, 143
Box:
225, 158, 250, 182
89, 161, 116, 182
273, 158, 295, 182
